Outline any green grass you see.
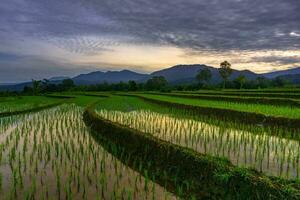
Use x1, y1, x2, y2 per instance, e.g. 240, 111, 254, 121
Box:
177, 90, 300, 99
94, 94, 197, 118
95, 95, 299, 140
0, 96, 21, 102
47, 92, 105, 107
0, 93, 107, 116
70, 95, 105, 107
0, 96, 63, 113
224, 88, 300, 93
149, 92, 300, 107
138, 94, 300, 119
95, 95, 160, 112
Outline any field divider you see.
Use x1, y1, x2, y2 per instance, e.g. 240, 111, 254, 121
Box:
83, 103, 300, 199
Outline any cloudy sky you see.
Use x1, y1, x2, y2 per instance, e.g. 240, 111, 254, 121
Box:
0, 0, 300, 83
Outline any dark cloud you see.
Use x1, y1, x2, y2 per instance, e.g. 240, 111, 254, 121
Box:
1, 0, 300, 53
0, 0, 300, 82
250, 56, 300, 66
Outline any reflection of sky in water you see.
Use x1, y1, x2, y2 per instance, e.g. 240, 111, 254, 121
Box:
97, 109, 300, 179
0, 106, 175, 199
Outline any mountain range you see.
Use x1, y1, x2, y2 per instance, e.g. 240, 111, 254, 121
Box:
151, 64, 259, 84
262, 67, 300, 79
73, 70, 148, 85
1, 65, 299, 91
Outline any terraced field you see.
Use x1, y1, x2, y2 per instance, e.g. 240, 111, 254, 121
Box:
0, 96, 64, 115
1, 91, 300, 199
137, 93, 300, 119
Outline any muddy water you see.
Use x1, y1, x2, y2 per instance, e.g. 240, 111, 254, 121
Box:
97, 109, 300, 179
0, 105, 176, 199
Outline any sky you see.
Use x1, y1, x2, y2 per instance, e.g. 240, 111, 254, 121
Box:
0, 0, 300, 83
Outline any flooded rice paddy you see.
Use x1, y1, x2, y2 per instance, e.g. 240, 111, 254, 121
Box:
97, 109, 300, 179
0, 105, 175, 199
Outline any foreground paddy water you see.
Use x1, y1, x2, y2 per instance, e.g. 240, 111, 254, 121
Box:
97, 109, 300, 179
0, 105, 176, 199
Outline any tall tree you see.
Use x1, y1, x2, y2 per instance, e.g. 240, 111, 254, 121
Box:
256, 77, 270, 88
236, 75, 246, 89
32, 79, 41, 95
219, 61, 233, 88
62, 79, 75, 90
196, 68, 212, 87
146, 76, 168, 90
272, 77, 287, 87
128, 80, 138, 91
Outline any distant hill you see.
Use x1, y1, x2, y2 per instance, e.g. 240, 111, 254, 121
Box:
0, 82, 32, 91
263, 67, 300, 79
49, 76, 70, 81
0, 76, 69, 91
72, 70, 149, 85
151, 64, 259, 84
3, 64, 300, 92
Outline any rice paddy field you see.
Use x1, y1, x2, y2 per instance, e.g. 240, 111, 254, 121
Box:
1, 90, 300, 199
0, 96, 64, 114
137, 93, 300, 119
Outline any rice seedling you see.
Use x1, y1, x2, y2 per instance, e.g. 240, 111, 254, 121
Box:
1, 92, 299, 199
96, 109, 300, 179
96, 95, 300, 140
0, 96, 63, 114
177, 90, 300, 99
0, 104, 176, 199
86, 103, 300, 199
138, 94, 300, 119
149, 92, 300, 107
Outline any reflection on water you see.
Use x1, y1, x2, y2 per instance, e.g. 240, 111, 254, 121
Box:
97, 109, 300, 179
0, 105, 176, 199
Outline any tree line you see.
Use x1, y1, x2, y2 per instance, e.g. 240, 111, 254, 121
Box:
195, 61, 290, 90
17, 61, 296, 95
21, 76, 169, 95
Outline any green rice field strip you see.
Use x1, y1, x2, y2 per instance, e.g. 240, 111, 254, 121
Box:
0, 96, 69, 118
0, 96, 22, 103
224, 89, 300, 94
0, 96, 64, 113
137, 94, 300, 119
0, 94, 108, 118
98, 95, 299, 140
97, 109, 300, 179
133, 94, 300, 129
149, 92, 300, 107
84, 103, 300, 199
177, 91, 300, 99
